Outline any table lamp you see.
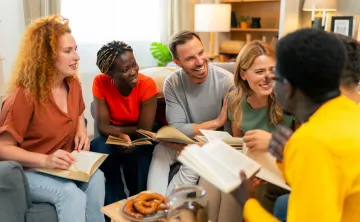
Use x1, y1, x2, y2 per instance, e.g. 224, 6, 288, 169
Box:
194, 4, 231, 58
303, 0, 337, 30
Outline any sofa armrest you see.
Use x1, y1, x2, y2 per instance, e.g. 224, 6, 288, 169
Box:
0, 161, 32, 221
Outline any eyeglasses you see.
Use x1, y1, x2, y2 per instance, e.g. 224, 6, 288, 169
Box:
273, 75, 286, 83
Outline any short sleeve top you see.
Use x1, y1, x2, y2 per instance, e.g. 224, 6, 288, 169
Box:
92, 73, 159, 126
0, 78, 85, 154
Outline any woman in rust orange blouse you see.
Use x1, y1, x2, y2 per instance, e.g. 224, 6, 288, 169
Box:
0, 15, 105, 222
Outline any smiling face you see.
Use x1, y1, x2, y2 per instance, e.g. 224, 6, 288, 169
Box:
54, 33, 80, 79
241, 55, 275, 97
173, 37, 209, 84
109, 50, 139, 89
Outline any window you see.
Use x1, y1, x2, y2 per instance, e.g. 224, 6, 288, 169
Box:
61, 0, 161, 44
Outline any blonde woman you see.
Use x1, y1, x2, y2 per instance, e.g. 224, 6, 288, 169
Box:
228, 41, 297, 213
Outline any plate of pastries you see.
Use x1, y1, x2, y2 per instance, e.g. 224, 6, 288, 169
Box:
121, 192, 169, 221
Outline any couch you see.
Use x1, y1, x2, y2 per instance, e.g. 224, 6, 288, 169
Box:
91, 62, 236, 138
0, 161, 57, 222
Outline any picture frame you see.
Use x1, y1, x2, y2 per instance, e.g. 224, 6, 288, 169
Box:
331, 16, 354, 37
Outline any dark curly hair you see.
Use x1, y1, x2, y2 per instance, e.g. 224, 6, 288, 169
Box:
96, 41, 133, 74
336, 34, 360, 88
276, 28, 347, 102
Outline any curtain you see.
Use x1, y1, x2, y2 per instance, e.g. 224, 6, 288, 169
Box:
23, 0, 61, 26
160, 0, 201, 44
160, 0, 222, 54
0, 57, 5, 102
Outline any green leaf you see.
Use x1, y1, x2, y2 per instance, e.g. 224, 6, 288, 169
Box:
150, 42, 172, 67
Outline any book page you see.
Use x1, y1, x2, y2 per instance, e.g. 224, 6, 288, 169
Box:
200, 130, 232, 141
178, 141, 261, 193
203, 140, 260, 179
156, 126, 195, 144
106, 135, 129, 146
69, 151, 106, 175
194, 135, 208, 143
136, 129, 156, 140
221, 137, 243, 146
244, 147, 291, 191
179, 145, 238, 192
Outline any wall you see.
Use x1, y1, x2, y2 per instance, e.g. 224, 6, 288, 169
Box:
0, 0, 25, 85
300, 0, 360, 34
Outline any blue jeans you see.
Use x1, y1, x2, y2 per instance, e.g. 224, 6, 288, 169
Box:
273, 194, 289, 222
90, 135, 154, 205
24, 169, 105, 222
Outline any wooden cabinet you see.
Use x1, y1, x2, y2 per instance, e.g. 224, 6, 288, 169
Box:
219, 0, 281, 56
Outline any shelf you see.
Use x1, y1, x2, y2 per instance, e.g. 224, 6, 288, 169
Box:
230, 28, 279, 32
221, 0, 280, 2
219, 51, 239, 55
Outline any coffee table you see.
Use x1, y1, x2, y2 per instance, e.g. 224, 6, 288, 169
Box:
101, 199, 129, 222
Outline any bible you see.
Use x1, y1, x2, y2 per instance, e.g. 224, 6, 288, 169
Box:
137, 126, 196, 144
35, 151, 108, 182
105, 135, 152, 147
195, 130, 244, 147
177, 140, 290, 193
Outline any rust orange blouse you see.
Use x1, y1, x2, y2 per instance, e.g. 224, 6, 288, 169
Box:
0, 78, 85, 154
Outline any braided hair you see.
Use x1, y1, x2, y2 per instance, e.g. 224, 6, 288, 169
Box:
96, 41, 133, 74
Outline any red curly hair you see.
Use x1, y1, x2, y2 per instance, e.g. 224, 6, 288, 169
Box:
8, 14, 78, 103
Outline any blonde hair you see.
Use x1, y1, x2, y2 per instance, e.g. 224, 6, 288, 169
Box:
8, 15, 78, 103
230, 40, 283, 127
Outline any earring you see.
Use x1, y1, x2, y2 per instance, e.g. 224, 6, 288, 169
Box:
111, 78, 115, 85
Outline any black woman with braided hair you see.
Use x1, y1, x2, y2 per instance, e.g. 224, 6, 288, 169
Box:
90, 41, 159, 206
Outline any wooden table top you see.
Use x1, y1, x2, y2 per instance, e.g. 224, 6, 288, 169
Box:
101, 199, 129, 222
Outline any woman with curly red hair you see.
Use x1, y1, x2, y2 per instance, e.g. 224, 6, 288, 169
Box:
0, 15, 105, 222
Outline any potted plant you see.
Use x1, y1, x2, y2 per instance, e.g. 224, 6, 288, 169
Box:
239, 16, 249, 29
150, 42, 172, 67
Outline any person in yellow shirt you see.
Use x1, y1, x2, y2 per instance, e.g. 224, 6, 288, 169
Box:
232, 28, 360, 221
269, 34, 360, 222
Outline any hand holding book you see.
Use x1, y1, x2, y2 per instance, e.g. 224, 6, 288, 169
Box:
36, 151, 108, 182
177, 140, 290, 193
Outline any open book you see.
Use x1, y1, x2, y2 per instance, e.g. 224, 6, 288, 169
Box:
177, 140, 290, 193
105, 135, 152, 147
137, 126, 195, 144
35, 151, 108, 182
195, 130, 244, 147
242, 144, 291, 191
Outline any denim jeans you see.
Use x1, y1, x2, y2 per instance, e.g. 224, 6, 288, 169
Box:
273, 194, 289, 222
90, 135, 154, 205
24, 169, 105, 222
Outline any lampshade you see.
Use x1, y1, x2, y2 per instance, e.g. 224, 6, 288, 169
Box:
303, 0, 337, 11
194, 4, 231, 32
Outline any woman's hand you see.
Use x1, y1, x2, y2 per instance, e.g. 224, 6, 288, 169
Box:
74, 130, 90, 151
118, 133, 131, 145
243, 129, 272, 152
43, 149, 77, 170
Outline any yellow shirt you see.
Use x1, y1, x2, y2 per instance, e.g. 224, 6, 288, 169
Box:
243, 96, 360, 222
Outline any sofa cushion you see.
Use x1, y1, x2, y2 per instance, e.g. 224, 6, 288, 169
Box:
26, 203, 57, 222
140, 67, 177, 98
0, 161, 30, 222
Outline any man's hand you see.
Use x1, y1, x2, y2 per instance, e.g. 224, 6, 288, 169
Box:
231, 170, 254, 208
43, 149, 77, 170
243, 130, 272, 152
215, 93, 229, 128
74, 130, 90, 151
160, 141, 186, 152
269, 125, 293, 162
